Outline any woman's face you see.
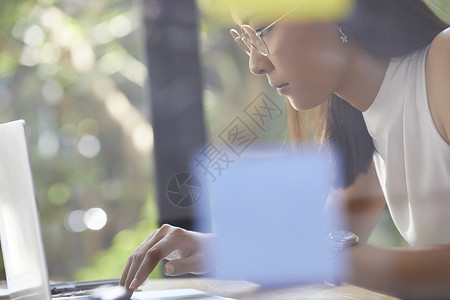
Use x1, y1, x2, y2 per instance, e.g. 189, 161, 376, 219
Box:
245, 21, 350, 110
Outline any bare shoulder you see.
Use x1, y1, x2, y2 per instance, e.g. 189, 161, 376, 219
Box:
425, 27, 450, 145
429, 27, 450, 53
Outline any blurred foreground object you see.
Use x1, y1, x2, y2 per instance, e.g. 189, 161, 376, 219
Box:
199, 0, 355, 25
195, 147, 348, 287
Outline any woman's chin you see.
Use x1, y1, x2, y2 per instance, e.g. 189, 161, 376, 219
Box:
287, 96, 323, 111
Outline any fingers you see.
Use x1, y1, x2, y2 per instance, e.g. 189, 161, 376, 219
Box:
120, 226, 167, 289
163, 253, 206, 276
119, 259, 131, 286
127, 240, 168, 289
129, 233, 191, 289
120, 224, 193, 291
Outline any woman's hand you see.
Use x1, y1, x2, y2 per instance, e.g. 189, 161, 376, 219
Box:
119, 224, 212, 291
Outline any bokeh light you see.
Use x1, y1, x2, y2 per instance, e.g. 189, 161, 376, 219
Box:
48, 182, 70, 206
23, 25, 45, 46
84, 208, 108, 231
65, 210, 87, 233
109, 14, 133, 38
38, 130, 60, 158
65, 208, 108, 232
70, 40, 95, 72
77, 134, 101, 158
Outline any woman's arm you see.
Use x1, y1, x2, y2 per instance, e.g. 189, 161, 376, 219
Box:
334, 162, 450, 299
326, 163, 386, 243
346, 243, 450, 299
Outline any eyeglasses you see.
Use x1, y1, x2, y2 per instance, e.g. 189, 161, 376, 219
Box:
230, 2, 304, 56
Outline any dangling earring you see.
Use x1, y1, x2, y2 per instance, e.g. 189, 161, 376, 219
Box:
339, 27, 348, 44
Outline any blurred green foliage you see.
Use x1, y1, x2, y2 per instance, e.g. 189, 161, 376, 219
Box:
427, 0, 450, 22
0, 0, 156, 281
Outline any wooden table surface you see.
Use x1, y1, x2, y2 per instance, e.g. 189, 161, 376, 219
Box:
138, 278, 399, 300
0, 278, 399, 299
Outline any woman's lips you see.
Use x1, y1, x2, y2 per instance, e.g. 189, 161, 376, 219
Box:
276, 83, 289, 95
276, 83, 289, 89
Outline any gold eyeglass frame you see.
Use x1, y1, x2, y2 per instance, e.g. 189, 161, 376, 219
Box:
230, 2, 305, 56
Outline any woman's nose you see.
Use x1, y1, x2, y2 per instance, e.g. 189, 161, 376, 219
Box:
248, 48, 274, 75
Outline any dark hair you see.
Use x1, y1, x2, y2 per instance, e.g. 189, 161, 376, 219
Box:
288, 0, 449, 188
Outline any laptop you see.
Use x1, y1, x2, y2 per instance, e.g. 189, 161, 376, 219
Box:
0, 120, 127, 299
0, 120, 229, 300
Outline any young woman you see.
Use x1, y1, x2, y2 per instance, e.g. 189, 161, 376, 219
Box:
120, 0, 450, 298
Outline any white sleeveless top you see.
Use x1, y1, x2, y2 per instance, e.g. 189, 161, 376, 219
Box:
362, 46, 450, 247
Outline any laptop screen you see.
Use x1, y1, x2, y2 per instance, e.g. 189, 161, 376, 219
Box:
0, 120, 52, 299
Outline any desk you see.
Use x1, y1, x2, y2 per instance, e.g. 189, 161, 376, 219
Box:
139, 278, 399, 300
0, 279, 399, 299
